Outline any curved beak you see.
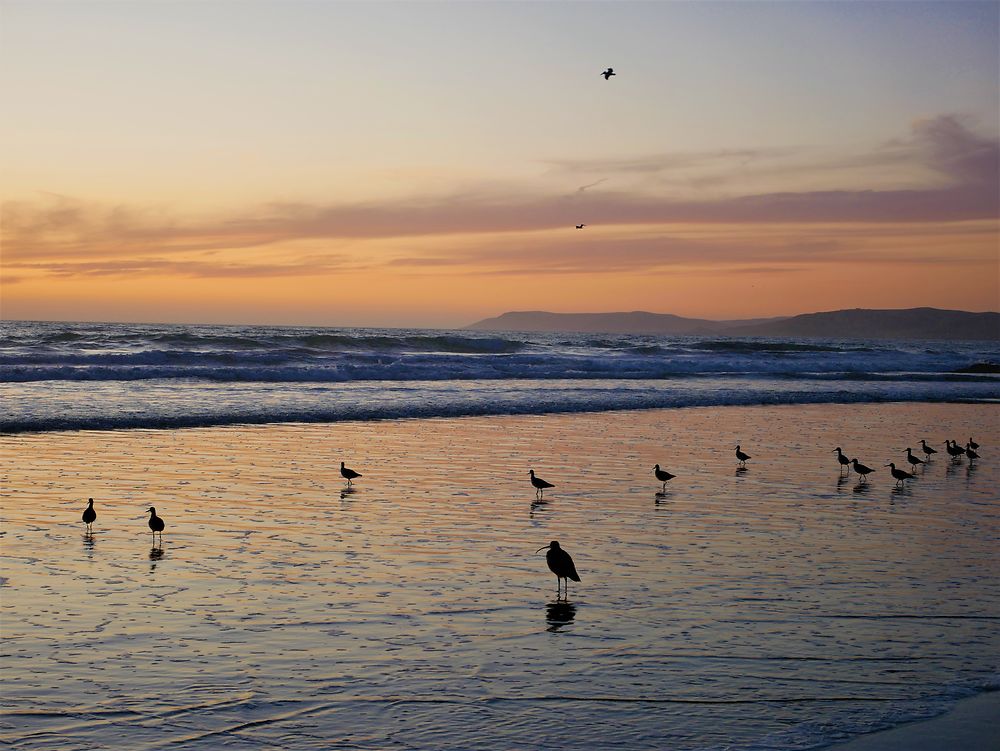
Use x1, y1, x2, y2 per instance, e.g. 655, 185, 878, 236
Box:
535, 545, 549, 554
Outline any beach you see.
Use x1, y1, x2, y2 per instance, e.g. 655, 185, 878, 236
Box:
2, 402, 997, 750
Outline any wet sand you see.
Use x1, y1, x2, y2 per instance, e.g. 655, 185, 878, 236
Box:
2, 403, 998, 750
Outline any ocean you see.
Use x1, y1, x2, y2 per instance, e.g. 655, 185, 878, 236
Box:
1, 321, 998, 751
1, 319, 997, 432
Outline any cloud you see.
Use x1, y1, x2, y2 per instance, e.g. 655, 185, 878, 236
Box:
2, 116, 996, 282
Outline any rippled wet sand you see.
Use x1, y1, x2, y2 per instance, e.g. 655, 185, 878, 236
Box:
2, 404, 998, 750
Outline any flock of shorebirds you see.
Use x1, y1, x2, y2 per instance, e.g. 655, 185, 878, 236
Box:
77, 435, 984, 598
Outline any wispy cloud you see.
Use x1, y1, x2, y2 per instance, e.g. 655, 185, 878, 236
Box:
2, 116, 996, 283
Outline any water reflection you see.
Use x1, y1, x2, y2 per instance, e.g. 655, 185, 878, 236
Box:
545, 600, 577, 632
836, 475, 849, 492
149, 546, 164, 573
340, 486, 358, 501
735, 467, 749, 475
654, 491, 670, 507
83, 531, 96, 557
529, 498, 549, 519
852, 481, 871, 495
890, 484, 912, 498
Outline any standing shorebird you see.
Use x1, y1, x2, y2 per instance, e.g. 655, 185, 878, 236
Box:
905, 448, 925, 470
965, 443, 980, 463
968, 437, 979, 451
885, 463, 915, 487
945, 440, 965, 460
919, 439, 937, 460
147, 507, 165, 544
735, 445, 751, 467
601, 67, 616, 80
833, 447, 851, 474
340, 461, 362, 486
82, 498, 96, 532
529, 469, 554, 498
653, 464, 676, 490
536, 540, 580, 599
851, 458, 874, 483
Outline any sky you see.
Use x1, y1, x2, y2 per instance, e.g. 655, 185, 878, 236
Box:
1, 0, 998, 328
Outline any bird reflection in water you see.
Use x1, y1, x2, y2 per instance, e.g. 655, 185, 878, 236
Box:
545, 600, 577, 632
654, 491, 670, 507
149, 546, 164, 573
529, 498, 549, 519
340, 486, 358, 501
852, 481, 871, 495
836, 474, 849, 491
83, 531, 96, 557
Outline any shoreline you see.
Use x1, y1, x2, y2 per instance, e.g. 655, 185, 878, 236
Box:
827, 690, 1000, 750
2, 395, 998, 436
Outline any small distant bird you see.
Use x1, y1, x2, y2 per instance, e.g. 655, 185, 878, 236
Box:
945, 440, 965, 460
905, 448, 925, 469
653, 464, 676, 490
968, 437, 979, 450
529, 469, 554, 497
536, 540, 580, 598
885, 463, 915, 487
851, 458, 874, 482
919, 439, 937, 460
575, 224, 586, 229
833, 447, 851, 473
601, 67, 615, 80
340, 461, 362, 485
965, 442, 980, 462
82, 498, 96, 531
147, 507, 165, 542
735, 445, 751, 467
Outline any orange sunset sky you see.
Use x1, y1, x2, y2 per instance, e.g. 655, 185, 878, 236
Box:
2, 1, 998, 328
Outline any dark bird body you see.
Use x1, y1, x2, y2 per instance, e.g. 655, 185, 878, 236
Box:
905, 448, 925, 469
82, 498, 96, 531
536, 540, 580, 598
735, 445, 751, 467
833, 447, 851, 473
601, 67, 616, 80
965, 443, 980, 462
919, 439, 937, 460
147, 506, 164, 542
968, 437, 979, 451
851, 459, 874, 482
575, 224, 586, 229
529, 469, 554, 497
653, 464, 676, 490
946, 440, 965, 459
340, 461, 362, 485
886, 463, 915, 486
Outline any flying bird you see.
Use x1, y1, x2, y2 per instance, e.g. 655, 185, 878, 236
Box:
601, 67, 616, 80
536, 540, 580, 598
575, 224, 586, 229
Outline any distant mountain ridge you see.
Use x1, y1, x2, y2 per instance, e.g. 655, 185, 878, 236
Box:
466, 308, 1000, 341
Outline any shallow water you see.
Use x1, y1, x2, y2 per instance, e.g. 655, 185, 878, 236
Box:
2, 404, 998, 750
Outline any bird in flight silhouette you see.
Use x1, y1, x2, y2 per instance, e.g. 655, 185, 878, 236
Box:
601, 67, 616, 80
575, 224, 586, 229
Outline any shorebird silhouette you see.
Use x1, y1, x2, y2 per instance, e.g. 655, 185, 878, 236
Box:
965, 442, 980, 463
575, 223, 586, 229
968, 437, 979, 450
905, 448, 925, 469
82, 498, 96, 532
653, 464, 676, 490
919, 439, 937, 460
851, 458, 874, 482
833, 447, 851, 473
529, 469, 554, 498
945, 440, 965, 460
601, 67, 616, 80
885, 463, 915, 487
340, 461, 362, 485
536, 540, 580, 599
735, 445, 751, 467
147, 507, 164, 543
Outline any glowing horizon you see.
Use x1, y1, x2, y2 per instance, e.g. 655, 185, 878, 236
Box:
2, 1, 997, 328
